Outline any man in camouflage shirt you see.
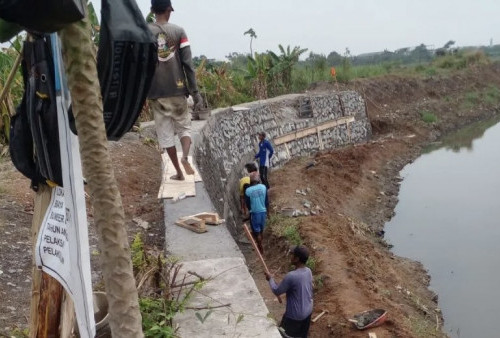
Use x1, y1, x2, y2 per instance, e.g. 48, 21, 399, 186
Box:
148, 0, 202, 180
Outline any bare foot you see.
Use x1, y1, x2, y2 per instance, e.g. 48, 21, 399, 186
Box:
170, 174, 185, 181
181, 157, 195, 175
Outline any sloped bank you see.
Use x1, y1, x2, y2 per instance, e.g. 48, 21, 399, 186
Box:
194, 91, 372, 237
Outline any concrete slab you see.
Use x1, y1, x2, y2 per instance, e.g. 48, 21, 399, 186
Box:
173, 257, 281, 338
164, 182, 242, 261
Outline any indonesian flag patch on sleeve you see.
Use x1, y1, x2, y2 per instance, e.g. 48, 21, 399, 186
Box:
180, 37, 190, 49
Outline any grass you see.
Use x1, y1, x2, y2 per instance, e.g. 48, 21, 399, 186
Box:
484, 85, 500, 105
7, 327, 29, 338
140, 297, 177, 338
131, 233, 146, 272
267, 214, 302, 245
404, 315, 440, 338
306, 256, 316, 272
420, 110, 438, 123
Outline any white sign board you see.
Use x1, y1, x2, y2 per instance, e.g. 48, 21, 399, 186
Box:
36, 187, 70, 275
35, 34, 95, 338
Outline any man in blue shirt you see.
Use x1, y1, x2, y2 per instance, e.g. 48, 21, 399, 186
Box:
266, 245, 313, 338
245, 172, 268, 254
255, 132, 274, 189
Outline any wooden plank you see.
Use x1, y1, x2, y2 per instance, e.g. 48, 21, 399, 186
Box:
182, 217, 205, 227
158, 153, 197, 199
161, 153, 202, 182
29, 184, 64, 338
183, 212, 223, 225
158, 177, 196, 200
175, 219, 207, 233
274, 116, 355, 145
59, 293, 76, 337
317, 127, 324, 150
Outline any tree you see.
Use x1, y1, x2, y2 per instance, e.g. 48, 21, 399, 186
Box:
305, 52, 327, 82
411, 43, 432, 63
246, 52, 271, 99
327, 51, 342, 66
443, 40, 456, 50
244, 28, 257, 56
269, 44, 308, 92
60, 15, 143, 338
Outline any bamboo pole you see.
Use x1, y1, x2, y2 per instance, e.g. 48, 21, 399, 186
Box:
0, 50, 22, 104
59, 15, 143, 337
243, 223, 282, 304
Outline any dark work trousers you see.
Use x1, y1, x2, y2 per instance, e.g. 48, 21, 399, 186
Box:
259, 166, 270, 189
280, 314, 311, 338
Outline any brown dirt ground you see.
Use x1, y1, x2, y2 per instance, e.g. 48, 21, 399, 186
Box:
243, 62, 500, 337
0, 132, 163, 333
1, 62, 500, 336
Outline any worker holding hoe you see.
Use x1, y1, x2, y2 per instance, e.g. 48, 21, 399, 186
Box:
266, 245, 314, 338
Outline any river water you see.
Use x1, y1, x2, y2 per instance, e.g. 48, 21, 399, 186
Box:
385, 115, 500, 338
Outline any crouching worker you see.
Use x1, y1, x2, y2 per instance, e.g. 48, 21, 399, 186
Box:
239, 162, 258, 218
265, 245, 313, 338
245, 172, 268, 254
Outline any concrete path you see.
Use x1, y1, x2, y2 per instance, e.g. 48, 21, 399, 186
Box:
164, 183, 241, 261
153, 118, 281, 337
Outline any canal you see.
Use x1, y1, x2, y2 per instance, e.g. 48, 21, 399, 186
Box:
386, 115, 500, 338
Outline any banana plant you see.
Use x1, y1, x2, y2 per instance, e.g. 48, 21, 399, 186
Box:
246, 53, 272, 99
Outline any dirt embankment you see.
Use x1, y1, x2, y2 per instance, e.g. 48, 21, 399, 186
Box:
243, 63, 500, 337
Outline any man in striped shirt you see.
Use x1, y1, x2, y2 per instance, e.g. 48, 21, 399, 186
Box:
148, 0, 202, 180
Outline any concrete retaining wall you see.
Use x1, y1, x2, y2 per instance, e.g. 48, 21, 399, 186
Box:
194, 91, 372, 237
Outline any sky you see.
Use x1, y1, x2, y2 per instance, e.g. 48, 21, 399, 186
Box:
76, 0, 500, 60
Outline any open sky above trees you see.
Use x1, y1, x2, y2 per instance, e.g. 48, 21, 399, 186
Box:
90, 0, 500, 60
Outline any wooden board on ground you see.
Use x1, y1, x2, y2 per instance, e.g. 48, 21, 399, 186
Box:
175, 219, 207, 233
158, 153, 199, 199
161, 153, 202, 182
181, 212, 223, 226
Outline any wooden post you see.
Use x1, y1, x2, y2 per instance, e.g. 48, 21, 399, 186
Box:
59, 293, 76, 337
29, 184, 65, 338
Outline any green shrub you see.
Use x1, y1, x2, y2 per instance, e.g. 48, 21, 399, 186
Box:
425, 67, 437, 76
484, 85, 500, 105
464, 91, 480, 108
420, 110, 437, 123
131, 233, 146, 271
306, 256, 316, 271
268, 214, 302, 245
140, 297, 176, 338
283, 224, 302, 245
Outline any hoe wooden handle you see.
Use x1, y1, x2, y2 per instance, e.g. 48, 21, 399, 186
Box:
243, 223, 283, 304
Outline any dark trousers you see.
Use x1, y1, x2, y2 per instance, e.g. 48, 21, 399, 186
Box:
280, 314, 311, 338
259, 165, 270, 189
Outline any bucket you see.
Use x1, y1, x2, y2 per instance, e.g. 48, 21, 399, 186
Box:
73, 291, 111, 337
198, 109, 211, 120
93, 292, 111, 338
280, 207, 295, 217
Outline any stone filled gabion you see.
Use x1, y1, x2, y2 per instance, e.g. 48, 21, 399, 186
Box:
195, 91, 372, 237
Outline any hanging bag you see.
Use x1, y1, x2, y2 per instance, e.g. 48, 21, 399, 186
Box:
0, 0, 85, 32
97, 0, 157, 140
10, 35, 64, 189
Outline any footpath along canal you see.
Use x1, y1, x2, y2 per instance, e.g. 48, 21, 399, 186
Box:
386, 115, 500, 338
